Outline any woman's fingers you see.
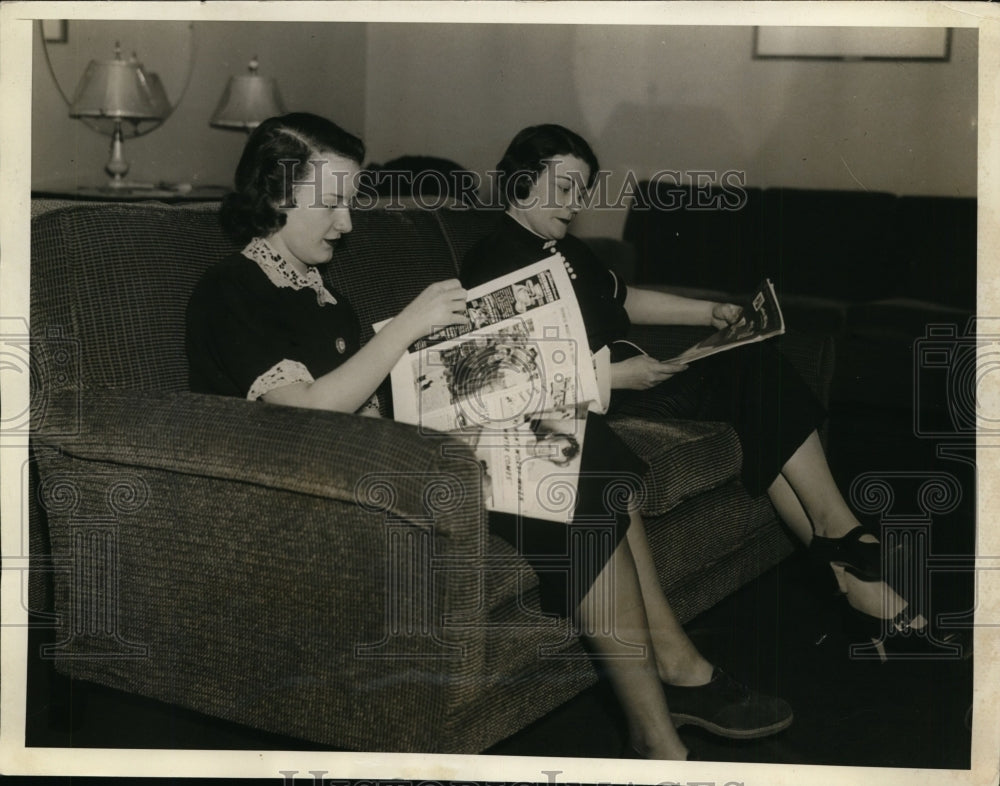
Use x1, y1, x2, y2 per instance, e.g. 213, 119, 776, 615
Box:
436, 280, 467, 313
434, 280, 469, 325
611, 356, 689, 390
643, 359, 686, 386
709, 302, 740, 329
398, 280, 470, 341
618, 355, 685, 388
713, 302, 744, 326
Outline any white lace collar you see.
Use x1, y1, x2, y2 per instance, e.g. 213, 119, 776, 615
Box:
242, 237, 337, 306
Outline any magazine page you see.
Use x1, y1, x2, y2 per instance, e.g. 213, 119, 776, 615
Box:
464, 403, 588, 523
377, 256, 599, 430
668, 278, 786, 364
592, 344, 612, 414
374, 257, 598, 522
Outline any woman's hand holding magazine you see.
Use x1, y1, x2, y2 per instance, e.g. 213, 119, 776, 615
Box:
667, 279, 785, 365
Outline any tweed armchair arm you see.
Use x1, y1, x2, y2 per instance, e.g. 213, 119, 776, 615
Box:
33, 389, 491, 752
35, 389, 485, 527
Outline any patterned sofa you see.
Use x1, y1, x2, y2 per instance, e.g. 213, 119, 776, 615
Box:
623, 182, 977, 414
27, 200, 834, 753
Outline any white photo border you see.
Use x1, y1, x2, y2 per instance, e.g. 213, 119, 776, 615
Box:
2, 1, 998, 783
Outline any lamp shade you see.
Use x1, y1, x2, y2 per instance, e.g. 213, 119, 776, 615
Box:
210, 57, 286, 130
144, 73, 171, 118
69, 47, 161, 121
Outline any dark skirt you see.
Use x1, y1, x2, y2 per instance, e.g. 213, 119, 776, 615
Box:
487, 414, 647, 617
609, 338, 826, 496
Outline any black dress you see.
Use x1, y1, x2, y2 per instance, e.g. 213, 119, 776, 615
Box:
187, 238, 645, 617
462, 216, 631, 355
187, 242, 363, 399
461, 215, 826, 497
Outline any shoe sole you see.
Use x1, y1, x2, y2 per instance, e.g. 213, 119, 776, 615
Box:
670, 711, 794, 739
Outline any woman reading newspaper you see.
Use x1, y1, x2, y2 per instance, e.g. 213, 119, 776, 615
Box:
462, 124, 951, 666
186, 113, 792, 761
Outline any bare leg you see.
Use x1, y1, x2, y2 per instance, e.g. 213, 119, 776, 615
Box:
777, 430, 860, 539
767, 473, 813, 545
576, 535, 688, 759
772, 431, 913, 623
613, 511, 794, 742
623, 510, 714, 686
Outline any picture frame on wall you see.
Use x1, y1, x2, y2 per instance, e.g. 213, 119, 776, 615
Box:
41, 19, 67, 43
754, 26, 951, 61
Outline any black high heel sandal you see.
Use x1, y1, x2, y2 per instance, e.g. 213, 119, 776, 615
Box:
841, 601, 970, 664
809, 526, 883, 581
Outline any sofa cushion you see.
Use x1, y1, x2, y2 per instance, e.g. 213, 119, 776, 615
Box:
847, 297, 972, 338
623, 182, 766, 290
894, 196, 977, 311
760, 188, 902, 302
608, 417, 742, 516
646, 483, 792, 622
432, 206, 504, 269
30, 203, 240, 393
831, 298, 974, 411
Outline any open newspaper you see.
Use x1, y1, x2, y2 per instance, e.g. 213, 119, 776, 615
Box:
667, 278, 785, 364
375, 257, 600, 523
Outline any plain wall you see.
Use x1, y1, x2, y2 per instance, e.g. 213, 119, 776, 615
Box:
33, 22, 977, 240
32, 20, 367, 190
363, 24, 978, 238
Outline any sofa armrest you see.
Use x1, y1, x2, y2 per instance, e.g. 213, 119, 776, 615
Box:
35, 389, 482, 534
32, 389, 490, 752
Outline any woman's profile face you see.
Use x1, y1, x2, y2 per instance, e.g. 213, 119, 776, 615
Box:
509, 153, 590, 241
268, 151, 361, 272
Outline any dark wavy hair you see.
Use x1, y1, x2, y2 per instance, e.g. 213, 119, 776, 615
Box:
495, 124, 600, 207
220, 113, 365, 243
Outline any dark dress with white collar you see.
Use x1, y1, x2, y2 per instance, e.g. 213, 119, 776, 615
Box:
461, 214, 827, 498
187, 239, 363, 401
187, 237, 643, 618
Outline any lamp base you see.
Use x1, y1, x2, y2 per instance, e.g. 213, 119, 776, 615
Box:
98, 179, 159, 192
102, 178, 142, 190
105, 122, 131, 183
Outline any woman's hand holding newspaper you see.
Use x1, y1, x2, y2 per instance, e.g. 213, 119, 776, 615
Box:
395, 279, 470, 342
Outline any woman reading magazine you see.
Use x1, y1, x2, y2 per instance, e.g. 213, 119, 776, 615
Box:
461, 123, 945, 661
186, 113, 793, 761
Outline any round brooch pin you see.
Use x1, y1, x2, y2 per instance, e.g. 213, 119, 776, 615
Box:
336, 337, 347, 354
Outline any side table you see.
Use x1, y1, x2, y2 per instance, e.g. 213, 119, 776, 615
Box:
31, 183, 231, 203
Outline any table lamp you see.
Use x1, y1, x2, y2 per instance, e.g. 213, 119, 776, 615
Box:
210, 57, 286, 132
144, 73, 171, 120
69, 43, 162, 188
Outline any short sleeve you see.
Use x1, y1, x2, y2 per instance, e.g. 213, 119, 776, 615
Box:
247, 359, 315, 401
608, 269, 628, 306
